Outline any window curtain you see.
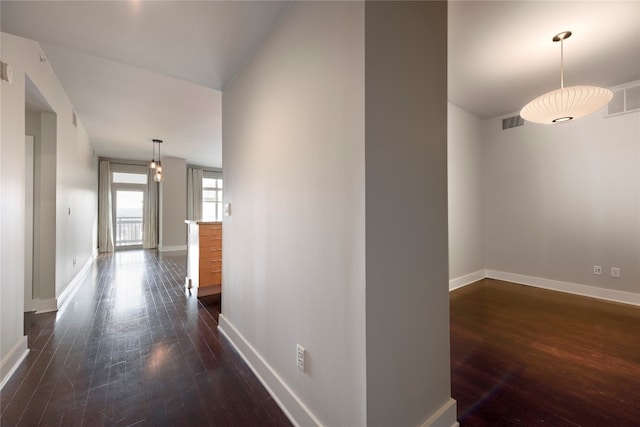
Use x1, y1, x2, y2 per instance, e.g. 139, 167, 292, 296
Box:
98, 160, 114, 252
187, 167, 203, 221
143, 167, 159, 248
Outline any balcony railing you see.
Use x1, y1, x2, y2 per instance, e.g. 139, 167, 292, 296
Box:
116, 217, 143, 246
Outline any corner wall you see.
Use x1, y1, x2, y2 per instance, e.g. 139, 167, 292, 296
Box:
221, 1, 455, 426
447, 103, 484, 288
482, 108, 639, 297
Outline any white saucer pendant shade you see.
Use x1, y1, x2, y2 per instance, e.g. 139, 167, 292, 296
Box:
520, 85, 613, 124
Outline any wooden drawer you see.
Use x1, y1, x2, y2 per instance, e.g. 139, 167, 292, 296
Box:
199, 270, 222, 286
199, 259, 222, 272
200, 247, 222, 259
199, 225, 222, 237
199, 235, 222, 248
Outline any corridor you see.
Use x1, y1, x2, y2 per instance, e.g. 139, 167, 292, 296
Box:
1, 250, 290, 426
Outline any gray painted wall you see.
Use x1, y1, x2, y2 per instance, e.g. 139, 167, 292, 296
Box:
221, 1, 454, 425
25, 111, 57, 304
159, 156, 187, 250
482, 109, 639, 293
221, 2, 366, 424
448, 98, 639, 299
365, 2, 452, 425
448, 103, 484, 283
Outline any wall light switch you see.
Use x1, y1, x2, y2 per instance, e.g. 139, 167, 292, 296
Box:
224, 203, 231, 216
297, 344, 305, 372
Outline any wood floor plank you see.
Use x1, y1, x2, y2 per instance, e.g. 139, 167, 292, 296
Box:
1, 250, 291, 427
451, 278, 640, 427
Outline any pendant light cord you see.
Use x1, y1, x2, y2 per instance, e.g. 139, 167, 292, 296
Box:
560, 38, 564, 89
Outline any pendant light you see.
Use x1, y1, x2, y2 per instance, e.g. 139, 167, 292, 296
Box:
149, 139, 157, 169
151, 139, 164, 182
520, 31, 613, 124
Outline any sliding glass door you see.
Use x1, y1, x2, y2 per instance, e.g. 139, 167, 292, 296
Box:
114, 190, 144, 248
111, 168, 147, 250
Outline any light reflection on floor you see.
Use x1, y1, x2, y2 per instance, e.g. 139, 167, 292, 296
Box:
113, 250, 146, 318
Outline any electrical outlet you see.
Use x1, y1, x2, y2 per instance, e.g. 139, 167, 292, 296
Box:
611, 267, 621, 278
593, 265, 602, 275
296, 344, 305, 372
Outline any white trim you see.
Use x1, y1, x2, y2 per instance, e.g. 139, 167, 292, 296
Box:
485, 270, 640, 307
158, 245, 187, 253
449, 270, 485, 291
0, 336, 29, 390
419, 398, 459, 427
57, 253, 96, 311
218, 314, 323, 427
449, 270, 640, 307
30, 298, 57, 314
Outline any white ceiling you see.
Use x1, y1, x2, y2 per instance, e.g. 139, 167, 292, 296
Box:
449, 1, 640, 119
1, 0, 289, 168
2, 1, 639, 166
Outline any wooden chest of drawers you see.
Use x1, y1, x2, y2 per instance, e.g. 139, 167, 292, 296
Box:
185, 221, 222, 297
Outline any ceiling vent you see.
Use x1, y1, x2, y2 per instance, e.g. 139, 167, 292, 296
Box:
606, 81, 640, 117
502, 115, 524, 130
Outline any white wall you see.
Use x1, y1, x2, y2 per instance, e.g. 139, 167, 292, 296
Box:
159, 155, 187, 251
221, 2, 366, 425
1, 32, 98, 385
0, 33, 28, 385
448, 103, 484, 285
364, 2, 454, 426
222, 2, 455, 426
482, 108, 640, 296
56, 110, 97, 297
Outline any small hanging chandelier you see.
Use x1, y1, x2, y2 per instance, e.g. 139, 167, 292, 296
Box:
520, 31, 613, 124
150, 139, 164, 182
149, 140, 158, 169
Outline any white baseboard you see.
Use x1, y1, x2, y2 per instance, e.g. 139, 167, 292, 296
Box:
158, 245, 187, 253
420, 398, 459, 427
57, 253, 97, 312
30, 298, 57, 314
485, 270, 640, 307
0, 336, 29, 390
449, 270, 485, 291
218, 314, 322, 427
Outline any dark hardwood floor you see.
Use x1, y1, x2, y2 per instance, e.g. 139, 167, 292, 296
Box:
5, 252, 638, 426
199, 294, 222, 324
1, 250, 291, 427
451, 278, 640, 427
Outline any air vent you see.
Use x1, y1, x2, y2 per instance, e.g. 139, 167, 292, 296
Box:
502, 115, 524, 130
606, 81, 640, 117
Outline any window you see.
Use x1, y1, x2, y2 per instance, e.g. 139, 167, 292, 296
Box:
202, 175, 223, 221
112, 172, 147, 184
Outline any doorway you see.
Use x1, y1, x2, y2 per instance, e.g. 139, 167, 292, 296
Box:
110, 167, 147, 250
114, 190, 144, 248
24, 135, 35, 313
